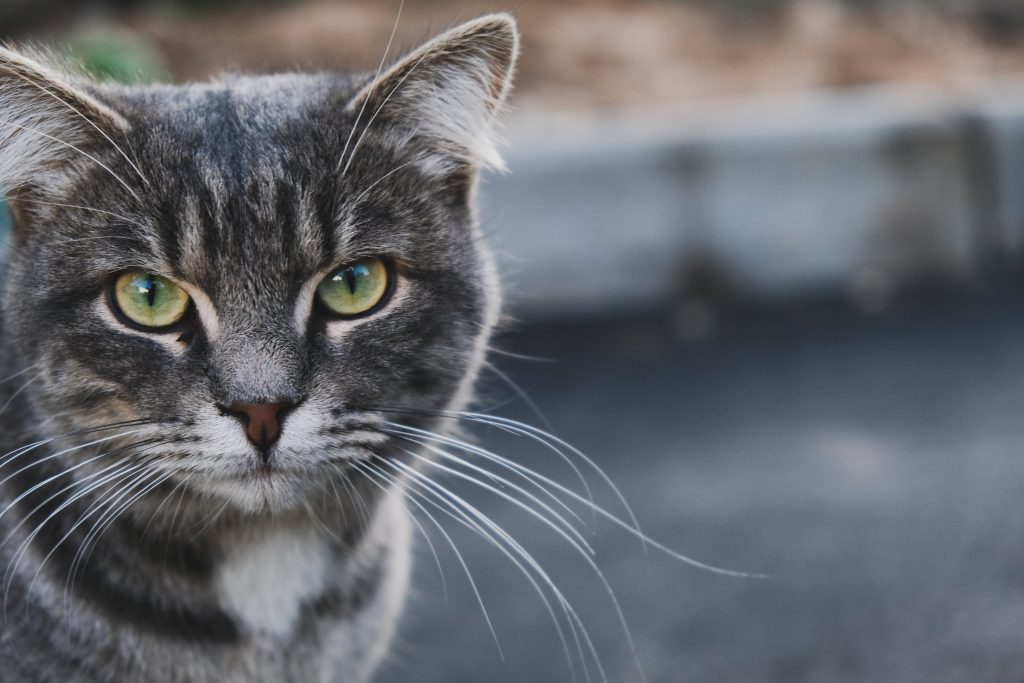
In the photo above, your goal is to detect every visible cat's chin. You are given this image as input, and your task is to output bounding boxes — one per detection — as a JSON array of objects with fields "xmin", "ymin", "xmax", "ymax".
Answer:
[{"xmin": 192, "ymin": 467, "xmax": 322, "ymax": 515}]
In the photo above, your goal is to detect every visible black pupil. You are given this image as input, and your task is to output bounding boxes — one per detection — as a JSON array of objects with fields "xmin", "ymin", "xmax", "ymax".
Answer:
[
  {"xmin": 142, "ymin": 275, "xmax": 156, "ymax": 307},
  {"xmin": 343, "ymin": 268, "xmax": 358, "ymax": 295}
]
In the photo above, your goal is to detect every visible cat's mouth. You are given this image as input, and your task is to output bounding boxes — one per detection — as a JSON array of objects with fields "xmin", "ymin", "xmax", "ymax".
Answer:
[
  {"xmin": 204, "ymin": 453, "xmax": 367, "ymax": 486},
  {"xmin": 228, "ymin": 460, "xmax": 311, "ymax": 482},
  {"xmin": 248, "ymin": 461, "xmax": 281, "ymax": 479},
  {"xmin": 189, "ymin": 462, "xmax": 330, "ymax": 513}
]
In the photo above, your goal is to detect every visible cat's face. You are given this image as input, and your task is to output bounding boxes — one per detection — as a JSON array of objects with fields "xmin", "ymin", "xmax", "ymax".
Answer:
[{"xmin": 0, "ymin": 18, "xmax": 517, "ymax": 513}]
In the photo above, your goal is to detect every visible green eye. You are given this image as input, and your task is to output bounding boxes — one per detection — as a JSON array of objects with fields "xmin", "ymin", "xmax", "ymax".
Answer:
[
  {"xmin": 112, "ymin": 270, "xmax": 191, "ymax": 329},
  {"xmin": 316, "ymin": 258, "xmax": 390, "ymax": 317}
]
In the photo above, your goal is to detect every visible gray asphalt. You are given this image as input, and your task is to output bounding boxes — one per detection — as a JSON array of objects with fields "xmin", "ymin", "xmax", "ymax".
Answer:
[{"xmin": 374, "ymin": 291, "xmax": 1024, "ymax": 683}]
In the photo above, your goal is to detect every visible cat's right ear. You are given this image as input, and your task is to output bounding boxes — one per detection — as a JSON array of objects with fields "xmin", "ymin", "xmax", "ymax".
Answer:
[
  {"xmin": 344, "ymin": 14, "xmax": 519, "ymax": 175},
  {"xmin": 0, "ymin": 46, "xmax": 129, "ymax": 224}
]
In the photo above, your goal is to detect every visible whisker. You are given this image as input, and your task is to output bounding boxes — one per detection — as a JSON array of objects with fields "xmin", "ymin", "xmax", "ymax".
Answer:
[
  {"xmin": 339, "ymin": 22, "xmax": 456, "ymax": 179},
  {"xmin": 485, "ymin": 346, "xmax": 556, "ymax": 364},
  {"xmin": 5, "ymin": 441, "xmax": 165, "ymax": 578},
  {"xmin": 338, "ymin": 465, "xmax": 372, "ymax": 532},
  {"xmin": 384, "ymin": 423, "xmax": 590, "ymax": 531},
  {"xmin": 188, "ymin": 494, "xmax": 232, "ymax": 541},
  {"xmin": 354, "ymin": 459, "xmax": 504, "ymax": 661},
  {"xmin": 380, "ymin": 457, "xmax": 603, "ymax": 682},
  {"xmin": 121, "ymin": 461, "xmax": 195, "ymax": 549},
  {"xmin": 463, "ymin": 414, "xmax": 771, "ymax": 578},
  {"xmin": 318, "ymin": 470, "xmax": 350, "ymax": 532},
  {"xmin": 391, "ymin": 411, "xmax": 766, "ymax": 578},
  {"xmin": 67, "ymin": 461, "xmax": 173, "ymax": 594},
  {"xmin": 303, "ymin": 498, "xmax": 343, "ymax": 545},
  {"xmin": 359, "ymin": 458, "xmax": 580, "ymax": 680},
  {"xmin": 344, "ymin": 154, "xmax": 427, "ymax": 213},
  {"xmin": 403, "ymin": 492, "xmax": 450, "ymax": 606},
  {"xmin": 0, "ymin": 119, "xmax": 141, "ymax": 201},
  {"xmin": 461, "ymin": 412, "xmax": 644, "ymax": 539},
  {"xmin": 383, "ymin": 407, "xmax": 655, "ymax": 556},
  {"xmin": 0, "ymin": 428, "xmax": 147, "ymax": 491},
  {"xmin": 0, "ymin": 364, "xmax": 40, "ymax": 385},
  {"xmin": 15, "ymin": 198, "xmax": 146, "ymax": 229},
  {"xmin": 0, "ymin": 419, "xmax": 156, "ymax": 471},
  {"xmin": 0, "ymin": 437, "xmax": 164, "ymax": 541},
  {"xmin": 334, "ymin": 461, "xmax": 452, "ymax": 604},
  {"xmin": 391, "ymin": 435, "xmax": 594, "ymax": 556},
  {"xmin": 336, "ymin": 0, "xmax": 405, "ymax": 174},
  {"xmin": 482, "ymin": 360, "xmax": 555, "ymax": 432},
  {"xmin": 161, "ymin": 471, "xmax": 196, "ymax": 566},
  {"xmin": 10, "ymin": 70, "xmax": 151, "ymax": 188},
  {"xmin": 36, "ymin": 461, "xmax": 151, "ymax": 589},
  {"xmin": 0, "ymin": 374, "xmax": 39, "ymax": 417},
  {"xmin": 2, "ymin": 455, "xmax": 152, "ymax": 618},
  {"xmin": 372, "ymin": 405, "xmax": 595, "ymax": 509},
  {"xmin": 51, "ymin": 467, "xmax": 160, "ymax": 616},
  {"xmin": 398, "ymin": 443, "xmax": 652, "ymax": 680}
]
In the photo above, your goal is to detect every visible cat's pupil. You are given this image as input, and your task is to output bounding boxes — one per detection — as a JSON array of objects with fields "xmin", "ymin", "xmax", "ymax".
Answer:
[
  {"xmin": 142, "ymin": 276, "xmax": 157, "ymax": 307},
  {"xmin": 131, "ymin": 275, "xmax": 158, "ymax": 307},
  {"xmin": 343, "ymin": 268, "xmax": 358, "ymax": 295}
]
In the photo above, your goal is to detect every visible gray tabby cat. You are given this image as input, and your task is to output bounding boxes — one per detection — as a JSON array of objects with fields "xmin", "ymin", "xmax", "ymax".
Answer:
[{"xmin": 0, "ymin": 14, "xmax": 516, "ymax": 682}]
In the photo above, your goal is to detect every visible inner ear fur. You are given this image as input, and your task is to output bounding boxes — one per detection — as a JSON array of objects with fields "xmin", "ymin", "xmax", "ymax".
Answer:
[
  {"xmin": 345, "ymin": 14, "xmax": 520, "ymax": 173},
  {"xmin": 0, "ymin": 46, "xmax": 128, "ymax": 215}
]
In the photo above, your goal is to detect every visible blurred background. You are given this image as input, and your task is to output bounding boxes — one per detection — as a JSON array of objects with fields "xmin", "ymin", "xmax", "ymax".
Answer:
[{"xmin": 5, "ymin": 1, "xmax": 1024, "ymax": 680}]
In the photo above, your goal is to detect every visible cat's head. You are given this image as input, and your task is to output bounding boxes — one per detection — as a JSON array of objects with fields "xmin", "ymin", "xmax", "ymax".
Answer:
[{"xmin": 0, "ymin": 15, "xmax": 518, "ymax": 513}]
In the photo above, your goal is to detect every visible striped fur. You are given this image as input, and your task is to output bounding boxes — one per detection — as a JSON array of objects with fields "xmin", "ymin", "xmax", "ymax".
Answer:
[{"xmin": 0, "ymin": 14, "xmax": 517, "ymax": 682}]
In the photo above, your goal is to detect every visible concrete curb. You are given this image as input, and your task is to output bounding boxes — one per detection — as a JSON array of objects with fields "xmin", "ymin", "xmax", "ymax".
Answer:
[{"xmin": 484, "ymin": 83, "xmax": 1024, "ymax": 316}]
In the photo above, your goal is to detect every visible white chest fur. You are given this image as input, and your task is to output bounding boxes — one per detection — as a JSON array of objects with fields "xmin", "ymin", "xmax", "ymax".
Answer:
[{"xmin": 215, "ymin": 523, "xmax": 329, "ymax": 639}]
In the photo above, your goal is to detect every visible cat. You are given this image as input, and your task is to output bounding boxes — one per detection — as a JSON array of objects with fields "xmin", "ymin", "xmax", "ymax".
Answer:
[{"xmin": 0, "ymin": 13, "xmax": 517, "ymax": 682}]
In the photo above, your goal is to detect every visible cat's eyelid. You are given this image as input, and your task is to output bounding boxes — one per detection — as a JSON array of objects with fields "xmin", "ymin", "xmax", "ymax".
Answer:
[
  {"xmin": 322, "ymin": 281, "xmax": 406, "ymax": 340},
  {"xmin": 94, "ymin": 297, "xmax": 190, "ymax": 352},
  {"xmin": 176, "ymin": 281, "xmax": 221, "ymax": 342},
  {"xmin": 294, "ymin": 264, "xmax": 342, "ymax": 333}
]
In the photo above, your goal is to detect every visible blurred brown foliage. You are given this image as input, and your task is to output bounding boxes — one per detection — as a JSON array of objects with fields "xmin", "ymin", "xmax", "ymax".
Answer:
[{"xmin": 5, "ymin": 0, "xmax": 1024, "ymax": 110}]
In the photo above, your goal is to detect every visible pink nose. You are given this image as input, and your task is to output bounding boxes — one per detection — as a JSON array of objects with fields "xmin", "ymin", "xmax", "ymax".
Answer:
[{"xmin": 221, "ymin": 401, "xmax": 294, "ymax": 454}]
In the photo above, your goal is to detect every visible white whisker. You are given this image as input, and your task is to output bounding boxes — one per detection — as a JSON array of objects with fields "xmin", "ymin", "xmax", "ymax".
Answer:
[
  {"xmin": 2, "ymin": 459, "xmax": 146, "ymax": 616},
  {"xmin": 0, "ymin": 119, "xmax": 141, "ymax": 201},
  {"xmin": 402, "ymin": 442, "xmax": 651, "ymax": 680},
  {"xmin": 336, "ymin": 0, "xmax": 405, "ymax": 174},
  {"xmin": 0, "ymin": 364, "xmax": 40, "ymax": 385},
  {"xmin": 482, "ymin": 360, "xmax": 555, "ymax": 432},
  {"xmin": 385, "ymin": 423, "xmax": 590, "ymax": 531},
  {"xmin": 383, "ymin": 457, "xmax": 603, "ymax": 682},
  {"xmin": 354, "ymin": 459, "xmax": 505, "ymax": 661},
  {"xmin": 393, "ymin": 436, "xmax": 594, "ymax": 556},
  {"xmin": 10, "ymin": 71, "xmax": 151, "ymax": 188},
  {"xmin": 0, "ymin": 438, "xmax": 162, "ymax": 541},
  {"xmin": 339, "ymin": 26, "xmax": 454, "ymax": 179},
  {"xmin": 0, "ymin": 374, "xmax": 39, "ymax": 417},
  {"xmin": 67, "ymin": 465, "xmax": 173, "ymax": 592},
  {"xmin": 0, "ymin": 429, "xmax": 145, "ymax": 490},
  {"xmin": 16, "ymin": 198, "xmax": 146, "ymax": 229}
]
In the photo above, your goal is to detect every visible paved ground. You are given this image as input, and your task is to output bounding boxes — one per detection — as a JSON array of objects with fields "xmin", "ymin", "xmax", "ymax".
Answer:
[{"xmin": 375, "ymin": 290, "xmax": 1024, "ymax": 683}]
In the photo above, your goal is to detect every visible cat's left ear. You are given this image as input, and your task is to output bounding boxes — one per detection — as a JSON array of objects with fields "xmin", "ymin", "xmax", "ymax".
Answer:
[
  {"xmin": 346, "ymin": 13, "xmax": 519, "ymax": 173},
  {"xmin": 0, "ymin": 46, "xmax": 130, "ymax": 215}
]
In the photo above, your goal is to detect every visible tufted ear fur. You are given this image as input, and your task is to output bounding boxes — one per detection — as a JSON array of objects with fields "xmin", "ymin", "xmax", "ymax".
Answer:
[
  {"xmin": 345, "ymin": 14, "xmax": 519, "ymax": 174},
  {"xmin": 0, "ymin": 46, "xmax": 129, "ymax": 210}
]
